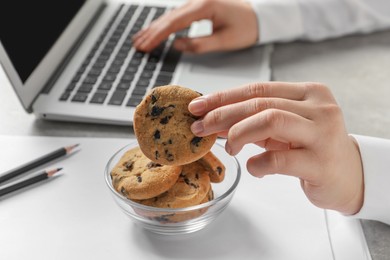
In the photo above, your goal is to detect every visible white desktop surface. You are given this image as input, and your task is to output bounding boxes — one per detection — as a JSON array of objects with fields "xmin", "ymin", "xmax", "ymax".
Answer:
[{"xmin": 0, "ymin": 135, "xmax": 370, "ymax": 260}]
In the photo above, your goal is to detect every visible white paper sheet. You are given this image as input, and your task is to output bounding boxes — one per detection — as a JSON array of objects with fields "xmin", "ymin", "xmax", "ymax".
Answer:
[{"xmin": 0, "ymin": 135, "xmax": 371, "ymax": 259}]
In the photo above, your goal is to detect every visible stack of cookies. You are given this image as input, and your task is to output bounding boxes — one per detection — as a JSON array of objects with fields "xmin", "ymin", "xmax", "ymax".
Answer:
[{"xmin": 110, "ymin": 85, "xmax": 226, "ymax": 222}]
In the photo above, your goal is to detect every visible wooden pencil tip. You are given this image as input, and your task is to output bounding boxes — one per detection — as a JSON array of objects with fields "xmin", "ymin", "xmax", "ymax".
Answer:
[
  {"xmin": 66, "ymin": 143, "xmax": 80, "ymax": 154},
  {"xmin": 47, "ymin": 168, "xmax": 63, "ymax": 177}
]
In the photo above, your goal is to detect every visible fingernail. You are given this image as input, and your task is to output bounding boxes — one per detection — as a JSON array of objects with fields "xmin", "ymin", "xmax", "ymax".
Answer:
[
  {"xmin": 191, "ymin": 120, "xmax": 204, "ymax": 135},
  {"xmin": 189, "ymin": 98, "xmax": 206, "ymax": 114},
  {"xmin": 225, "ymin": 142, "xmax": 233, "ymax": 155}
]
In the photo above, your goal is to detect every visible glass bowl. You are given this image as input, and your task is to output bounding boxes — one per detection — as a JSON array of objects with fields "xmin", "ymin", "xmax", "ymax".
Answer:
[{"xmin": 104, "ymin": 141, "xmax": 241, "ymax": 235}]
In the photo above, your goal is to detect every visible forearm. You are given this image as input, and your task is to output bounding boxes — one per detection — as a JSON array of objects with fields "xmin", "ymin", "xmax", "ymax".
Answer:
[{"xmin": 249, "ymin": 0, "xmax": 390, "ymax": 44}]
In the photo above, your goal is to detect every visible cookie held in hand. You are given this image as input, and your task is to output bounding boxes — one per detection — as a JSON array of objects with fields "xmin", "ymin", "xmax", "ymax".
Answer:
[{"xmin": 133, "ymin": 85, "xmax": 217, "ymax": 165}]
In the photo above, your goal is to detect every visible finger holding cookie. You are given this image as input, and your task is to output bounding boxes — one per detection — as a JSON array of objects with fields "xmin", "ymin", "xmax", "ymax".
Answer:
[{"xmin": 188, "ymin": 82, "xmax": 364, "ymax": 215}]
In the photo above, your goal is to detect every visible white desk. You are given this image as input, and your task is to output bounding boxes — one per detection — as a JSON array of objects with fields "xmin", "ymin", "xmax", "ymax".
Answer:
[{"xmin": 0, "ymin": 136, "xmax": 370, "ymax": 259}]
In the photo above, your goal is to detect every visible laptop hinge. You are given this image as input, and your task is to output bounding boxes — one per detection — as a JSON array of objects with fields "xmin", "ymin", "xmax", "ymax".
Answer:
[{"xmin": 41, "ymin": 3, "xmax": 107, "ymax": 95}]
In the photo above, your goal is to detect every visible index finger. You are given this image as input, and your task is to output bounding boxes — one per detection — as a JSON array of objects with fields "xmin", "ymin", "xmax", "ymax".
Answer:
[{"xmin": 189, "ymin": 82, "xmax": 311, "ymax": 116}]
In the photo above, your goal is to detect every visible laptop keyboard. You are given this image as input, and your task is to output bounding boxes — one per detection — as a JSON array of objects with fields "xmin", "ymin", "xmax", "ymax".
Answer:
[{"xmin": 59, "ymin": 4, "xmax": 188, "ymax": 107}]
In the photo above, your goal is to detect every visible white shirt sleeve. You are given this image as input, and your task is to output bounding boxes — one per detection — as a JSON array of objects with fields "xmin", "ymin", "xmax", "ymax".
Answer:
[
  {"xmin": 248, "ymin": 0, "xmax": 390, "ymax": 44},
  {"xmin": 348, "ymin": 135, "xmax": 390, "ymax": 225}
]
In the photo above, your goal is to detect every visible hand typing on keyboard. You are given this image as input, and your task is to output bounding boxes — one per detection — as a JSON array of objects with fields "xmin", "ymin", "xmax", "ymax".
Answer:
[{"xmin": 132, "ymin": 0, "xmax": 258, "ymax": 54}]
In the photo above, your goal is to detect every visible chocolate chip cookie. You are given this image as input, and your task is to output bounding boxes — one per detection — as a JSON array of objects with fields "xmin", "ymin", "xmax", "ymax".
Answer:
[
  {"xmin": 198, "ymin": 151, "xmax": 226, "ymax": 183},
  {"xmin": 110, "ymin": 146, "xmax": 182, "ymax": 200},
  {"xmin": 133, "ymin": 85, "xmax": 217, "ymax": 165},
  {"xmin": 135, "ymin": 161, "xmax": 211, "ymax": 208}
]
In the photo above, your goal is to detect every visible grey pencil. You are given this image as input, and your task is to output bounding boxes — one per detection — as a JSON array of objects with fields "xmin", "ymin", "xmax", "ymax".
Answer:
[
  {"xmin": 0, "ymin": 168, "xmax": 63, "ymax": 197},
  {"xmin": 0, "ymin": 144, "xmax": 78, "ymax": 184}
]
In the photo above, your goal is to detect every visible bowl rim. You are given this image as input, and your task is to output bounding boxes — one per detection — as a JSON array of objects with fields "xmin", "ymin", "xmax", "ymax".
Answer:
[{"xmin": 104, "ymin": 141, "xmax": 241, "ymax": 213}]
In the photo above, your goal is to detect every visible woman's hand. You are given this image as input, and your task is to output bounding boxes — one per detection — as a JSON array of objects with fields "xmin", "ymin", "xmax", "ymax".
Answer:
[
  {"xmin": 188, "ymin": 82, "xmax": 364, "ymax": 215},
  {"xmin": 132, "ymin": 0, "xmax": 258, "ymax": 53}
]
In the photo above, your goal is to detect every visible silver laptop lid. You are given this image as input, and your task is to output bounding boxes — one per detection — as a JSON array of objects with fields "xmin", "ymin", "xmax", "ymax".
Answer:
[{"xmin": 0, "ymin": 0, "xmax": 104, "ymax": 112}]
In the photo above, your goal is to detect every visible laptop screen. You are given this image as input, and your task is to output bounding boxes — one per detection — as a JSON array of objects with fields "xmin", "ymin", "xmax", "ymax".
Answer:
[{"xmin": 0, "ymin": 1, "xmax": 86, "ymax": 83}]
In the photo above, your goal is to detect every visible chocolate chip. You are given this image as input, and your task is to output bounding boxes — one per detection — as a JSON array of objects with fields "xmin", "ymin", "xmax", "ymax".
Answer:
[
  {"xmin": 147, "ymin": 162, "xmax": 162, "ymax": 168},
  {"xmin": 153, "ymin": 215, "xmax": 171, "ymax": 222},
  {"xmin": 160, "ymin": 116, "xmax": 171, "ymax": 124},
  {"xmin": 195, "ymin": 173, "xmax": 199, "ymax": 179},
  {"xmin": 137, "ymin": 176, "xmax": 142, "ymax": 183},
  {"xmin": 190, "ymin": 137, "xmax": 203, "ymax": 148},
  {"xmin": 154, "ymin": 130, "xmax": 161, "ymax": 140},
  {"xmin": 123, "ymin": 161, "xmax": 134, "ymax": 171},
  {"xmin": 151, "ymin": 105, "xmax": 165, "ymax": 116},
  {"xmin": 190, "ymin": 183, "xmax": 198, "ymax": 189},
  {"xmin": 155, "ymin": 150, "xmax": 160, "ymax": 160},
  {"xmin": 164, "ymin": 149, "xmax": 174, "ymax": 161},
  {"xmin": 151, "ymin": 94, "xmax": 157, "ymax": 104},
  {"xmin": 120, "ymin": 187, "xmax": 128, "ymax": 196},
  {"xmin": 183, "ymin": 176, "xmax": 199, "ymax": 189},
  {"xmin": 216, "ymin": 166, "xmax": 222, "ymax": 175}
]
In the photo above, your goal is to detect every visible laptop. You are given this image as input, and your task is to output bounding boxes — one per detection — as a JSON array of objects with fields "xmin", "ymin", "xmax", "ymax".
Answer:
[{"xmin": 0, "ymin": 0, "xmax": 272, "ymax": 125}]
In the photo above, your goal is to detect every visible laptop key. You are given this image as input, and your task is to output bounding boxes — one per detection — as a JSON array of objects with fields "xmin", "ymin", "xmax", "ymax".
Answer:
[
  {"xmin": 71, "ymin": 93, "xmax": 88, "ymax": 103},
  {"xmin": 90, "ymin": 92, "xmax": 107, "ymax": 104},
  {"xmin": 133, "ymin": 51, "xmax": 145, "ymax": 59},
  {"xmin": 88, "ymin": 68, "xmax": 102, "ymax": 76},
  {"xmin": 154, "ymin": 81, "xmax": 170, "ymax": 88},
  {"xmin": 137, "ymin": 78, "xmax": 150, "ymax": 86},
  {"xmin": 160, "ymin": 48, "xmax": 181, "ymax": 73},
  {"xmin": 108, "ymin": 66, "xmax": 121, "ymax": 74},
  {"xmin": 78, "ymin": 84, "xmax": 94, "ymax": 93},
  {"xmin": 126, "ymin": 96, "xmax": 143, "ymax": 107},
  {"xmin": 121, "ymin": 74, "xmax": 134, "ymax": 82},
  {"xmin": 108, "ymin": 91, "xmax": 127, "ymax": 105},
  {"xmin": 103, "ymin": 74, "xmax": 117, "ymax": 82},
  {"xmin": 117, "ymin": 82, "xmax": 131, "ymax": 91},
  {"xmin": 72, "ymin": 74, "xmax": 81, "ymax": 82},
  {"xmin": 155, "ymin": 73, "xmax": 172, "ymax": 84},
  {"xmin": 59, "ymin": 92, "xmax": 71, "ymax": 101},
  {"xmin": 140, "ymin": 71, "xmax": 153, "ymax": 79},
  {"xmin": 83, "ymin": 76, "xmax": 97, "ymax": 84},
  {"xmin": 132, "ymin": 86, "xmax": 147, "ymax": 96},
  {"xmin": 98, "ymin": 82, "xmax": 113, "ymax": 91},
  {"xmin": 129, "ymin": 58, "xmax": 142, "ymax": 66},
  {"xmin": 93, "ymin": 61, "xmax": 106, "ymax": 69},
  {"xmin": 144, "ymin": 62, "xmax": 156, "ymax": 71},
  {"xmin": 125, "ymin": 65, "xmax": 138, "ymax": 74},
  {"xmin": 66, "ymin": 82, "xmax": 77, "ymax": 91}
]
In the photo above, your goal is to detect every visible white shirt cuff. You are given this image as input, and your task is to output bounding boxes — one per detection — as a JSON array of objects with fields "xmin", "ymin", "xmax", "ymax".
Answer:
[
  {"xmin": 348, "ymin": 134, "xmax": 390, "ymax": 225},
  {"xmin": 248, "ymin": 0, "xmax": 304, "ymax": 44}
]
